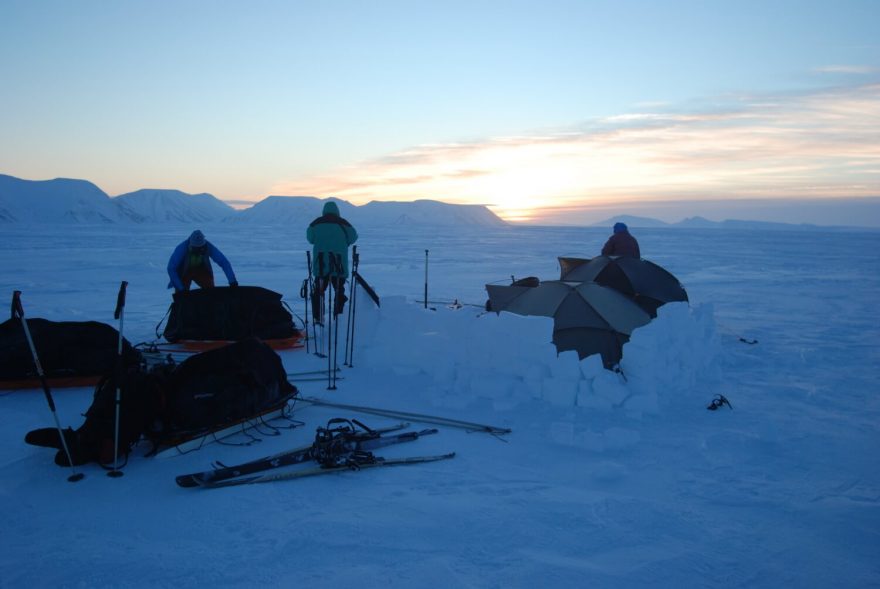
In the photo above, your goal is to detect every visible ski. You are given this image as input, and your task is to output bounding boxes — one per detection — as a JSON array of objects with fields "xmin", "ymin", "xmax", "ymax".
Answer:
[
  {"xmin": 175, "ymin": 422, "xmax": 414, "ymax": 487},
  {"xmin": 294, "ymin": 376, "xmax": 346, "ymax": 383},
  {"xmin": 354, "ymin": 272, "xmax": 380, "ymax": 307},
  {"xmin": 287, "ymin": 368, "xmax": 342, "ymax": 377},
  {"xmin": 299, "ymin": 397, "xmax": 512, "ymax": 435},
  {"xmin": 197, "ymin": 452, "xmax": 456, "ymax": 489}
]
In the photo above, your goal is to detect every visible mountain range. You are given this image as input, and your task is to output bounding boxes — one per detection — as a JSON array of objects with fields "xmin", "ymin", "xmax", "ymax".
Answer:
[
  {"xmin": 589, "ymin": 214, "xmax": 842, "ymax": 231},
  {"xmin": 1, "ymin": 174, "xmax": 873, "ymax": 230},
  {"xmin": 0, "ymin": 175, "xmax": 507, "ymax": 227}
]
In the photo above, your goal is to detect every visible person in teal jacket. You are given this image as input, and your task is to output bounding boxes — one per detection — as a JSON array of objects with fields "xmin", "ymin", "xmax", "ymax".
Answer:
[
  {"xmin": 306, "ymin": 201, "xmax": 358, "ymax": 321},
  {"xmin": 167, "ymin": 229, "xmax": 238, "ymax": 292}
]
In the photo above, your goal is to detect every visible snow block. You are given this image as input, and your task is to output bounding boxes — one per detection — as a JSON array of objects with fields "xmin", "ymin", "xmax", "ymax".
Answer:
[
  {"xmin": 580, "ymin": 354, "xmax": 606, "ymax": 379},
  {"xmin": 592, "ymin": 372, "xmax": 629, "ymax": 407},
  {"xmin": 549, "ymin": 349, "xmax": 581, "ymax": 380},
  {"xmin": 576, "ymin": 380, "xmax": 611, "ymax": 410},
  {"xmin": 471, "ymin": 372, "xmax": 516, "ymax": 400},
  {"xmin": 542, "ymin": 375, "xmax": 578, "ymax": 407}
]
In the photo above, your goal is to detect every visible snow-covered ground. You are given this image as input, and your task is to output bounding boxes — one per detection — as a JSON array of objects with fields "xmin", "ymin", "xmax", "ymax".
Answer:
[{"xmin": 1, "ymin": 222, "xmax": 878, "ymax": 588}]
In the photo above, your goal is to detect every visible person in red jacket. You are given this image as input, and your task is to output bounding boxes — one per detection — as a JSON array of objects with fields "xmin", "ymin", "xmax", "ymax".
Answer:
[{"xmin": 601, "ymin": 222, "xmax": 641, "ymax": 257}]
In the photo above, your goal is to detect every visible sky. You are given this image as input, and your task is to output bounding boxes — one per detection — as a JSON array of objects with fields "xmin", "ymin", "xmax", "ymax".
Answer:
[{"xmin": 1, "ymin": 0, "xmax": 879, "ymax": 225}]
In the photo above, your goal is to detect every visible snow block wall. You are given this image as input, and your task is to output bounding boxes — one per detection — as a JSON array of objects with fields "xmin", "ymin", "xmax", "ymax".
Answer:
[{"xmin": 353, "ymin": 294, "xmax": 722, "ymax": 421}]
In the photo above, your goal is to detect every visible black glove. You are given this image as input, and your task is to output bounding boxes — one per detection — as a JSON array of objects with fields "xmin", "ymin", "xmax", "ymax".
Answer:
[{"xmin": 229, "ymin": 281, "xmax": 238, "ymax": 287}]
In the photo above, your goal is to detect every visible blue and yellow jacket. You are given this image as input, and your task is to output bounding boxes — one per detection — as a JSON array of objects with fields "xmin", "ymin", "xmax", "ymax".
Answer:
[{"xmin": 166, "ymin": 239, "xmax": 237, "ymax": 291}]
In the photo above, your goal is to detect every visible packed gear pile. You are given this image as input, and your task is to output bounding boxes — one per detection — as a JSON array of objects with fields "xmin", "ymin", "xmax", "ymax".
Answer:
[
  {"xmin": 176, "ymin": 418, "xmax": 454, "ymax": 489},
  {"xmin": 25, "ymin": 338, "xmax": 298, "ymax": 469}
]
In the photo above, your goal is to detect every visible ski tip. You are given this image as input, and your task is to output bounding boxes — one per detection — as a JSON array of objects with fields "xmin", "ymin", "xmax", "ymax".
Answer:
[
  {"xmin": 175, "ymin": 475, "xmax": 200, "ymax": 488},
  {"xmin": 480, "ymin": 427, "xmax": 511, "ymax": 435}
]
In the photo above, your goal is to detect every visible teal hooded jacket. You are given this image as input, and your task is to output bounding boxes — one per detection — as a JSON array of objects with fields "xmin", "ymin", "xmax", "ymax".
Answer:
[{"xmin": 306, "ymin": 201, "xmax": 358, "ymax": 277}]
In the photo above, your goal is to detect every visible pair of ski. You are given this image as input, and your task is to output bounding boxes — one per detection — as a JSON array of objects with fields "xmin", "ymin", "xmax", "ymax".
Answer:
[{"xmin": 176, "ymin": 422, "xmax": 453, "ymax": 489}]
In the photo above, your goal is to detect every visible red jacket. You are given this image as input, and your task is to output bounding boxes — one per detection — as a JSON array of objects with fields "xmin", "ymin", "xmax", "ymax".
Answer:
[{"xmin": 601, "ymin": 232, "xmax": 641, "ymax": 257}]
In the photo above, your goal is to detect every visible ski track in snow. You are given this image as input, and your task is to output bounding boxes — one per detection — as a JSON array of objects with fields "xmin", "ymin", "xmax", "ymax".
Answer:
[{"xmin": 0, "ymin": 223, "xmax": 879, "ymax": 588}]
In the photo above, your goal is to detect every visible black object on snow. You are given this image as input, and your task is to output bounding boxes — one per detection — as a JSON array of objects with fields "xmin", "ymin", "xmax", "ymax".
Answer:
[
  {"xmin": 0, "ymin": 318, "xmax": 139, "ymax": 383},
  {"xmin": 25, "ymin": 338, "xmax": 297, "ymax": 468},
  {"xmin": 163, "ymin": 286, "xmax": 299, "ymax": 342}
]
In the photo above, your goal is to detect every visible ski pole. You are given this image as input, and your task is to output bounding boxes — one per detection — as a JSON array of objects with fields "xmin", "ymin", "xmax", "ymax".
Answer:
[
  {"xmin": 108, "ymin": 281, "xmax": 128, "ymax": 478},
  {"xmin": 308, "ymin": 251, "xmax": 324, "ymax": 357},
  {"xmin": 11, "ymin": 291, "xmax": 84, "ymax": 482},
  {"xmin": 301, "ymin": 277, "xmax": 310, "ymax": 354},
  {"xmin": 316, "ymin": 254, "xmax": 329, "ymax": 358},
  {"xmin": 305, "ymin": 252, "xmax": 314, "ymax": 354},
  {"xmin": 333, "ymin": 286, "xmax": 341, "ymax": 388},
  {"xmin": 424, "ymin": 249, "xmax": 429, "ymax": 309},
  {"xmin": 347, "ymin": 270, "xmax": 358, "ymax": 367},
  {"xmin": 344, "ymin": 246, "xmax": 357, "ymax": 365},
  {"xmin": 326, "ymin": 277, "xmax": 335, "ymax": 389},
  {"xmin": 345, "ymin": 246, "xmax": 360, "ymax": 366},
  {"xmin": 327, "ymin": 256, "xmax": 344, "ymax": 390}
]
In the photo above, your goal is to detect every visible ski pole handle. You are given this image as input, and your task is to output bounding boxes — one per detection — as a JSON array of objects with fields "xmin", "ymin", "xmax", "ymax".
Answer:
[
  {"xmin": 11, "ymin": 290, "xmax": 23, "ymax": 320},
  {"xmin": 114, "ymin": 281, "xmax": 128, "ymax": 320}
]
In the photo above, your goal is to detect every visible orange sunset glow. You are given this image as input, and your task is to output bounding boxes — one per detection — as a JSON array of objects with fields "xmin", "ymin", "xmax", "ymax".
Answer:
[{"xmin": 270, "ymin": 84, "xmax": 880, "ymax": 223}]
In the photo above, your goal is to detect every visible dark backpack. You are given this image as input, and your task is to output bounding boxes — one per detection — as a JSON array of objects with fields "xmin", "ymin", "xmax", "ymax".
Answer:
[
  {"xmin": 26, "ymin": 338, "xmax": 297, "ymax": 467},
  {"xmin": 161, "ymin": 337, "xmax": 297, "ymax": 438},
  {"xmin": 0, "ymin": 318, "xmax": 140, "ymax": 382},
  {"xmin": 163, "ymin": 286, "xmax": 298, "ymax": 342}
]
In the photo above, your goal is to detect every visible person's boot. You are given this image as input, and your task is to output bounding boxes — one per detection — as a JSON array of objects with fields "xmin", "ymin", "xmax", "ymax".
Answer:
[
  {"xmin": 335, "ymin": 294, "xmax": 348, "ymax": 316},
  {"xmin": 52, "ymin": 429, "xmax": 88, "ymax": 466},
  {"xmin": 312, "ymin": 292, "xmax": 324, "ymax": 325},
  {"xmin": 25, "ymin": 427, "xmax": 69, "ymax": 449}
]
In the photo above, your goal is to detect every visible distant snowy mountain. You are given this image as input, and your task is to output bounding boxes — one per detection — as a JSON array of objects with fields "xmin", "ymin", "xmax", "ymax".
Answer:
[
  {"xmin": 710, "ymin": 219, "xmax": 821, "ymax": 231},
  {"xmin": 359, "ymin": 199, "xmax": 507, "ymax": 226},
  {"xmin": 229, "ymin": 196, "xmax": 358, "ymax": 225},
  {"xmin": 114, "ymin": 189, "xmax": 234, "ymax": 223},
  {"xmin": 595, "ymin": 214, "xmax": 828, "ymax": 231},
  {"xmin": 0, "ymin": 175, "xmax": 238, "ymax": 224},
  {"xmin": 674, "ymin": 216, "xmax": 822, "ymax": 230},
  {"xmin": 592, "ymin": 214, "xmax": 671, "ymax": 228},
  {"xmin": 672, "ymin": 216, "xmax": 717, "ymax": 228},
  {"xmin": 0, "ymin": 174, "xmax": 135, "ymax": 223},
  {"xmin": 231, "ymin": 196, "xmax": 505, "ymax": 227}
]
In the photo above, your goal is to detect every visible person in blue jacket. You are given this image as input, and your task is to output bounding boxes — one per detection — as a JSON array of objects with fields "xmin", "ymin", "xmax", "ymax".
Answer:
[
  {"xmin": 167, "ymin": 230, "xmax": 238, "ymax": 292},
  {"xmin": 601, "ymin": 222, "xmax": 641, "ymax": 258},
  {"xmin": 306, "ymin": 201, "xmax": 358, "ymax": 321}
]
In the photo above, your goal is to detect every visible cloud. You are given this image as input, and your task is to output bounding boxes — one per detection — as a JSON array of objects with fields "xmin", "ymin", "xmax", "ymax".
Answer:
[
  {"xmin": 815, "ymin": 65, "xmax": 878, "ymax": 75},
  {"xmin": 271, "ymin": 83, "xmax": 880, "ymax": 222}
]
